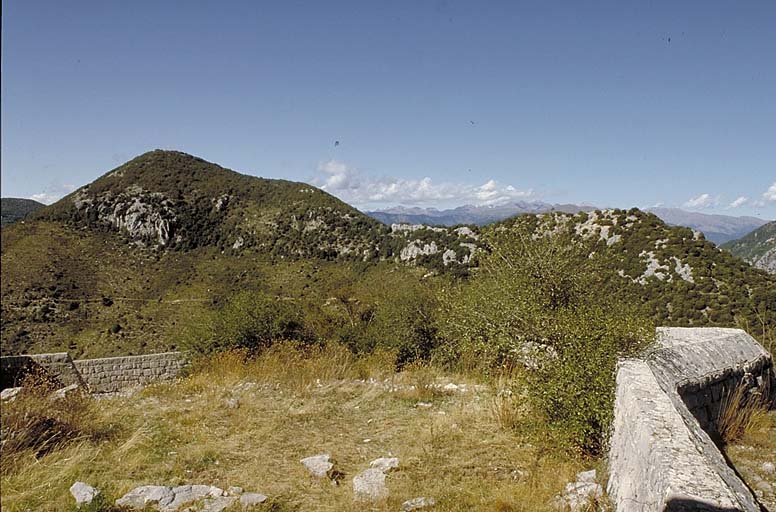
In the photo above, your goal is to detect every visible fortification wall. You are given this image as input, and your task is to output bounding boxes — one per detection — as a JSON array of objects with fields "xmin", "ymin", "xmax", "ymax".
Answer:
[
  {"xmin": 0, "ymin": 352, "xmax": 85, "ymax": 389},
  {"xmin": 1, "ymin": 351, "xmax": 187, "ymax": 393},
  {"xmin": 608, "ymin": 327, "xmax": 774, "ymax": 512},
  {"xmin": 74, "ymin": 352, "xmax": 187, "ymax": 393}
]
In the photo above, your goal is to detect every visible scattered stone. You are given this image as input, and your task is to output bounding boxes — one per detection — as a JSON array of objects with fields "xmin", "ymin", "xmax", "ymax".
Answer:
[
  {"xmin": 762, "ymin": 462, "xmax": 775, "ymax": 474},
  {"xmin": 556, "ymin": 480, "xmax": 603, "ymax": 512},
  {"xmin": 415, "ymin": 402, "xmax": 433, "ymax": 408},
  {"xmin": 240, "ymin": 493, "xmax": 268, "ymax": 508},
  {"xmin": 301, "ymin": 454, "xmax": 335, "ymax": 479},
  {"xmin": 201, "ymin": 496, "xmax": 237, "ymax": 512},
  {"xmin": 225, "ymin": 398, "xmax": 240, "ymax": 409},
  {"xmin": 576, "ymin": 469, "xmax": 597, "ymax": 484},
  {"xmin": 754, "ymin": 479, "xmax": 773, "ymax": 493},
  {"xmin": 116, "ymin": 485, "xmax": 175, "ymax": 509},
  {"xmin": 370, "ymin": 457, "xmax": 400, "ymax": 473},
  {"xmin": 402, "ymin": 496, "xmax": 436, "ymax": 510},
  {"xmin": 353, "ymin": 468, "xmax": 388, "ymax": 501},
  {"xmin": 442, "ymin": 383, "xmax": 460, "ymax": 392},
  {"xmin": 70, "ymin": 481, "xmax": 100, "ymax": 507},
  {"xmin": 115, "ymin": 484, "xmax": 226, "ymax": 511},
  {"xmin": 226, "ymin": 486, "xmax": 243, "ymax": 496},
  {"xmin": 0, "ymin": 387, "xmax": 21, "ymax": 402},
  {"xmin": 52, "ymin": 383, "xmax": 80, "ymax": 400}
]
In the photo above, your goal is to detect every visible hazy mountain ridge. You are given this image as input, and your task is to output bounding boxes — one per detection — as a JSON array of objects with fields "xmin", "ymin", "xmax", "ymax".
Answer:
[
  {"xmin": 645, "ymin": 207, "xmax": 768, "ymax": 245},
  {"xmin": 1, "ymin": 198, "xmax": 45, "ymax": 227},
  {"xmin": 367, "ymin": 201, "xmax": 596, "ymax": 226},
  {"xmin": 722, "ymin": 221, "xmax": 776, "ymax": 274}
]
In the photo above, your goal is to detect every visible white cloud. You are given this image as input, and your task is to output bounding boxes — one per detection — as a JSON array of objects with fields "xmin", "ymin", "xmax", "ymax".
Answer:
[
  {"xmin": 726, "ymin": 196, "xmax": 748, "ymax": 209},
  {"xmin": 29, "ymin": 184, "xmax": 77, "ymax": 205},
  {"xmin": 764, "ymin": 182, "xmax": 776, "ymax": 202},
  {"xmin": 682, "ymin": 193, "xmax": 718, "ymax": 210},
  {"xmin": 313, "ymin": 160, "xmax": 534, "ymax": 206}
]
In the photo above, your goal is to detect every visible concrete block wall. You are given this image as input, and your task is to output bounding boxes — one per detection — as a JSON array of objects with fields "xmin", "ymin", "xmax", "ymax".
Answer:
[
  {"xmin": 608, "ymin": 327, "xmax": 774, "ymax": 512},
  {"xmin": 74, "ymin": 352, "xmax": 187, "ymax": 393}
]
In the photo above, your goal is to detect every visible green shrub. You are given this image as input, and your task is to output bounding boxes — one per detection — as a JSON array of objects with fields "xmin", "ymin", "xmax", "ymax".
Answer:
[
  {"xmin": 438, "ymin": 225, "xmax": 653, "ymax": 454},
  {"xmin": 183, "ymin": 291, "xmax": 310, "ymax": 354}
]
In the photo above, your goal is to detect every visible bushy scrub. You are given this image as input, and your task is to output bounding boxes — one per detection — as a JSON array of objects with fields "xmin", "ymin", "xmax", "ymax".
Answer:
[
  {"xmin": 438, "ymin": 225, "xmax": 653, "ymax": 454},
  {"xmin": 183, "ymin": 291, "xmax": 310, "ymax": 354}
]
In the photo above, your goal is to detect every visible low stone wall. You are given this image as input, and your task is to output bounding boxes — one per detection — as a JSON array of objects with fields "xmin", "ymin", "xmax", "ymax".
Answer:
[
  {"xmin": 0, "ymin": 352, "xmax": 85, "ymax": 389},
  {"xmin": 0, "ymin": 351, "xmax": 187, "ymax": 394},
  {"xmin": 74, "ymin": 352, "xmax": 188, "ymax": 393},
  {"xmin": 608, "ymin": 327, "xmax": 774, "ymax": 512}
]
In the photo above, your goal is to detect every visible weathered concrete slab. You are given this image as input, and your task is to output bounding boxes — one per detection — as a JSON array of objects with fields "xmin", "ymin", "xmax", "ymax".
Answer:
[{"xmin": 608, "ymin": 327, "xmax": 773, "ymax": 512}]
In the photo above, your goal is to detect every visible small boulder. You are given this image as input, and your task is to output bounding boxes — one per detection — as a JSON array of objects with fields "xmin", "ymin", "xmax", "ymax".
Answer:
[
  {"xmin": 225, "ymin": 398, "xmax": 240, "ymax": 409},
  {"xmin": 240, "ymin": 492, "xmax": 268, "ymax": 508},
  {"xmin": 575, "ymin": 469, "xmax": 597, "ymax": 483},
  {"xmin": 116, "ymin": 485, "xmax": 175, "ymax": 509},
  {"xmin": 301, "ymin": 454, "xmax": 335, "ymax": 479},
  {"xmin": 201, "ymin": 495, "xmax": 237, "ymax": 512},
  {"xmin": 370, "ymin": 457, "xmax": 400, "ymax": 473},
  {"xmin": 762, "ymin": 462, "xmax": 775, "ymax": 474},
  {"xmin": 226, "ymin": 486, "xmax": 244, "ymax": 496},
  {"xmin": 70, "ymin": 481, "xmax": 100, "ymax": 507},
  {"xmin": 556, "ymin": 481, "xmax": 603, "ymax": 512},
  {"xmin": 402, "ymin": 496, "xmax": 436, "ymax": 510},
  {"xmin": 51, "ymin": 383, "xmax": 80, "ymax": 400},
  {"xmin": 353, "ymin": 468, "xmax": 388, "ymax": 501},
  {"xmin": 0, "ymin": 387, "xmax": 21, "ymax": 402}
]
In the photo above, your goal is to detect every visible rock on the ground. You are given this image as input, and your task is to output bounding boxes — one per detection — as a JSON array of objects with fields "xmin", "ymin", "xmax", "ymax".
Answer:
[
  {"xmin": 116, "ymin": 485, "xmax": 176, "ymax": 509},
  {"xmin": 226, "ymin": 486, "xmax": 243, "ymax": 496},
  {"xmin": 575, "ymin": 469, "xmax": 597, "ymax": 484},
  {"xmin": 0, "ymin": 387, "xmax": 21, "ymax": 402},
  {"xmin": 370, "ymin": 457, "xmax": 400, "ymax": 473},
  {"xmin": 52, "ymin": 383, "xmax": 80, "ymax": 400},
  {"xmin": 301, "ymin": 454, "xmax": 335, "ymax": 479},
  {"xmin": 70, "ymin": 481, "xmax": 100, "ymax": 507},
  {"xmin": 225, "ymin": 398, "xmax": 240, "ymax": 409},
  {"xmin": 240, "ymin": 492, "xmax": 268, "ymax": 508},
  {"xmin": 115, "ymin": 484, "xmax": 224, "ymax": 511},
  {"xmin": 200, "ymin": 496, "xmax": 237, "ymax": 512},
  {"xmin": 556, "ymin": 481, "xmax": 603, "ymax": 512},
  {"xmin": 402, "ymin": 496, "xmax": 436, "ymax": 510},
  {"xmin": 762, "ymin": 462, "xmax": 775, "ymax": 474},
  {"xmin": 353, "ymin": 468, "xmax": 388, "ymax": 501}
]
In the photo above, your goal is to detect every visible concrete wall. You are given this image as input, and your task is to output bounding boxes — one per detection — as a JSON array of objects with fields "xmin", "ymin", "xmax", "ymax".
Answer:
[
  {"xmin": 608, "ymin": 327, "xmax": 774, "ymax": 512},
  {"xmin": 0, "ymin": 351, "xmax": 187, "ymax": 393}
]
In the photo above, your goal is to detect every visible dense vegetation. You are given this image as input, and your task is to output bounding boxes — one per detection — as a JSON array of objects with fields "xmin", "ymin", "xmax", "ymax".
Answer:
[{"xmin": 0, "ymin": 198, "xmax": 44, "ymax": 227}]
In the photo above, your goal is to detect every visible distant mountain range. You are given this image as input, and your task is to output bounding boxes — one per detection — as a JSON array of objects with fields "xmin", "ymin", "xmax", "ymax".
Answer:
[
  {"xmin": 645, "ymin": 208, "xmax": 768, "ymax": 245},
  {"xmin": 366, "ymin": 203, "xmax": 769, "ymax": 245},
  {"xmin": 722, "ymin": 221, "xmax": 776, "ymax": 274},
  {"xmin": 1, "ymin": 198, "xmax": 45, "ymax": 227},
  {"xmin": 367, "ymin": 201, "xmax": 596, "ymax": 227}
]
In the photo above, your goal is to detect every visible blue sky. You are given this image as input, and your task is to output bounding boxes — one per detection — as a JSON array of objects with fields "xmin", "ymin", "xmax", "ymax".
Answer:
[{"xmin": 2, "ymin": 0, "xmax": 774, "ymax": 218}]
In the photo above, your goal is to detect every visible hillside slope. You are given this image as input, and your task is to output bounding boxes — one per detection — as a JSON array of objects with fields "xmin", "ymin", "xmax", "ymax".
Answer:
[
  {"xmin": 1, "ymin": 198, "xmax": 45, "ymax": 227},
  {"xmin": 0, "ymin": 151, "xmax": 475, "ymax": 356},
  {"xmin": 722, "ymin": 221, "xmax": 776, "ymax": 274},
  {"xmin": 490, "ymin": 209, "xmax": 775, "ymax": 336}
]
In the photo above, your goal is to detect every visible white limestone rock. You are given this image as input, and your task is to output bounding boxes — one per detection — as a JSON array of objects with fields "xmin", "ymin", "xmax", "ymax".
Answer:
[
  {"xmin": 116, "ymin": 485, "xmax": 175, "ymax": 509},
  {"xmin": 70, "ymin": 481, "xmax": 100, "ymax": 507},
  {"xmin": 353, "ymin": 468, "xmax": 388, "ymax": 501},
  {"xmin": 240, "ymin": 492, "xmax": 268, "ymax": 508},
  {"xmin": 0, "ymin": 387, "xmax": 21, "ymax": 402},
  {"xmin": 369, "ymin": 457, "xmax": 399, "ymax": 473},
  {"xmin": 402, "ymin": 496, "xmax": 436, "ymax": 510},
  {"xmin": 301, "ymin": 454, "xmax": 335, "ymax": 479}
]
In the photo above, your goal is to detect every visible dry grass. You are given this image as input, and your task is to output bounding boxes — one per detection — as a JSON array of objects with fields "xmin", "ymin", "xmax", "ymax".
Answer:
[
  {"xmin": 716, "ymin": 378, "xmax": 773, "ymax": 445},
  {"xmin": 1, "ymin": 346, "xmax": 593, "ymax": 511}
]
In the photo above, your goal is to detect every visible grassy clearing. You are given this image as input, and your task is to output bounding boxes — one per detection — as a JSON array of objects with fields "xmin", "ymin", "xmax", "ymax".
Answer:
[{"xmin": 1, "ymin": 345, "xmax": 600, "ymax": 511}]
